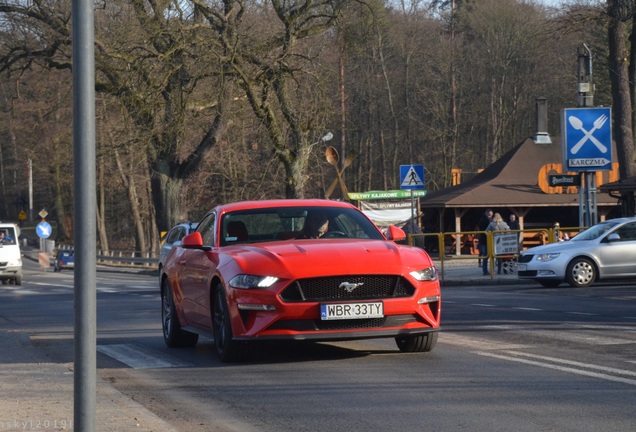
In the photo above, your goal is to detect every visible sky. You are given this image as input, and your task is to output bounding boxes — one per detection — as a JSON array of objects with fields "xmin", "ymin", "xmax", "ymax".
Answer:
[{"xmin": 534, "ymin": 0, "xmax": 603, "ymax": 7}]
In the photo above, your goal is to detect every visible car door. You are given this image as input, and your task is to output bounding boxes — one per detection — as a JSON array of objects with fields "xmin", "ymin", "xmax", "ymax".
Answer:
[
  {"xmin": 598, "ymin": 221, "xmax": 636, "ymax": 277},
  {"xmin": 178, "ymin": 213, "xmax": 218, "ymax": 330},
  {"xmin": 161, "ymin": 226, "xmax": 183, "ymax": 265}
]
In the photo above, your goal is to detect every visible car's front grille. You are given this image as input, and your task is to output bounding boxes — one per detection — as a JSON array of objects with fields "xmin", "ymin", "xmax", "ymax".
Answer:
[
  {"xmin": 269, "ymin": 314, "xmax": 420, "ymax": 331},
  {"xmin": 518, "ymin": 254, "xmax": 533, "ymax": 263},
  {"xmin": 518, "ymin": 270, "xmax": 538, "ymax": 277},
  {"xmin": 279, "ymin": 275, "xmax": 415, "ymax": 303}
]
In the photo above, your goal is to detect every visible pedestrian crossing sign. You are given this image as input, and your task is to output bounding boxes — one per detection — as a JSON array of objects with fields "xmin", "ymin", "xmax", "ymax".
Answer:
[{"xmin": 400, "ymin": 164, "xmax": 425, "ymax": 190}]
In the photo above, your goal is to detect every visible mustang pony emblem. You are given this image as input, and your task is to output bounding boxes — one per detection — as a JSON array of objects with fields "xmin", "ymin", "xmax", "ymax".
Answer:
[{"xmin": 339, "ymin": 281, "xmax": 364, "ymax": 293}]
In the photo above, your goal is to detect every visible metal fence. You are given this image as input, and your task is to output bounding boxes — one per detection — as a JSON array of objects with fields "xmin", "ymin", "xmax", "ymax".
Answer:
[
  {"xmin": 55, "ymin": 244, "xmax": 158, "ymax": 269},
  {"xmin": 52, "ymin": 225, "xmax": 585, "ymax": 275},
  {"xmin": 406, "ymin": 226, "xmax": 585, "ymax": 281}
]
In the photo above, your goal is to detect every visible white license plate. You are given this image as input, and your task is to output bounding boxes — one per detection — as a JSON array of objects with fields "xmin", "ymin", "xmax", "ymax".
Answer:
[
  {"xmin": 518, "ymin": 264, "xmax": 527, "ymax": 271},
  {"xmin": 320, "ymin": 302, "xmax": 384, "ymax": 320}
]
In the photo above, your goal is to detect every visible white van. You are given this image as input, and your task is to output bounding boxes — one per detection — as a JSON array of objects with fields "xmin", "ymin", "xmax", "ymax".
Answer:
[{"xmin": 0, "ymin": 223, "xmax": 22, "ymax": 285}]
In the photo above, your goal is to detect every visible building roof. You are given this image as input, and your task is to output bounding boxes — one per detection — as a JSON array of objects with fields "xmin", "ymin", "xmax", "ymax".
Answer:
[
  {"xmin": 599, "ymin": 176, "xmax": 636, "ymax": 193},
  {"xmin": 420, "ymin": 137, "xmax": 619, "ymax": 209}
]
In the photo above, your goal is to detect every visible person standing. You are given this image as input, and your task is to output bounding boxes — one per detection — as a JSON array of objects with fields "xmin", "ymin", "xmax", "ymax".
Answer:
[
  {"xmin": 508, "ymin": 214, "xmax": 520, "ymax": 231},
  {"xmin": 487, "ymin": 213, "xmax": 510, "ymax": 274},
  {"xmin": 477, "ymin": 209, "xmax": 493, "ymax": 275},
  {"xmin": 508, "ymin": 213, "xmax": 522, "ymax": 253}
]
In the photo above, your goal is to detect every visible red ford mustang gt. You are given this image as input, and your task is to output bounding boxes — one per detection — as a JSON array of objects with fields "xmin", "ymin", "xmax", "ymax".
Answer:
[{"xmin": 160, "ymin": 199, "xmax": 441, "ymax": 362}]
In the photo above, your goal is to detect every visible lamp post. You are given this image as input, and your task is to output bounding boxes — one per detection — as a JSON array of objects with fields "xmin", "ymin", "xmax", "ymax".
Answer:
[{"xmin": 321, "ymin": 132, "xmax": 333, "ymax": 142}]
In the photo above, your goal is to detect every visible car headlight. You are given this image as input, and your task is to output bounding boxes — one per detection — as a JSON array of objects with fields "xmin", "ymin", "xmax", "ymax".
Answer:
[
  {"xmin": 536, "ymin": 253, "xmax": 560, "ymax": 262},
  {"xmin": 410, "ymin": 266, "xmax": 438, "ymax": 281},
  {"xmin": 229, "ymin": 274, "xmax": 279, "ymax": 289}
]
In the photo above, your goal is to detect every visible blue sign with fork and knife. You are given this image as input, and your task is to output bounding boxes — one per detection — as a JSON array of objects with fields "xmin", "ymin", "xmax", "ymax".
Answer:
[{"xmin": 561, "ymin": 107, "xmax": 612, "ymax": 172}]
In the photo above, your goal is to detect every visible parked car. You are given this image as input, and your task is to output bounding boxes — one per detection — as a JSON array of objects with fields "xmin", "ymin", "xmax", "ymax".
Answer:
[
  {"xmin": 518, "ymin": 217, "xmax": 636, "ymax": 288},
  {"xmin": 54, "ymin": 249, "xmax": 75, "ymax": 272},
  {"xmin": 160, "ymin": 199, "xmax": 441, "ymax": 362},
  {"xmin": 0, "ymin": 223, "xmax": 22, "ymax": 285},
  {"xmin": 158, "ymin": 221, "xmax": 198, "ymax": 276}
]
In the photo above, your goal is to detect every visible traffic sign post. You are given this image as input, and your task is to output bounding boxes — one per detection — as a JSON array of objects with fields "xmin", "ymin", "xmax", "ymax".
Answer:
[
  {"xmin": 562, "ymin": 107, "xmax": 612, "ymax": 172},
  {"xmin": 36, "ymin": 220, "xmax": 53, "ymax": 253},
  {"xmin": 36, "ymin": 221, "xmax": 52, "ymax": 239},
  {"xmin": 400, "ymin": 165, "xmax": 425, "ymax": 190},
  {"xmin": 561, "ymin": 107, "xmax": 612, "ymax": 227},
  {"xmin": 400, "ymin": 165, "xmax": 426, "ymax": 229}
]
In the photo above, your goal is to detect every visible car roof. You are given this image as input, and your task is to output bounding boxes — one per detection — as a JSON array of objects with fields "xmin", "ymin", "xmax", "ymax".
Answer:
[
  {"xmin": 213, "ymin": 199, "xmax": 356, "ymax": 214},
  {"xmin": 171, "ymin": 221, "xmax": 197, "ymax": 229},
  {"xmin": 599, "ymin": 217, "xmax": 636, "ymax": 224}
]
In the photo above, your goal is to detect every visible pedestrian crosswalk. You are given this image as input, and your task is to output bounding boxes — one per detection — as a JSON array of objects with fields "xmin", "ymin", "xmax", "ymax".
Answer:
[
  {"xmin": 0, "ymin": 280, "xmax": 158, "ymax": 296},
  {"xmin": 97, "ymin": 344, "xmax": 192, "ymax": 369}
]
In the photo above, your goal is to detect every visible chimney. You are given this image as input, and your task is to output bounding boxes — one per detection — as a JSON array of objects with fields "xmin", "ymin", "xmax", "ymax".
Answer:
[{"xmin": 534, "ymin": 97, "xmax": 552, "ymax": 144}]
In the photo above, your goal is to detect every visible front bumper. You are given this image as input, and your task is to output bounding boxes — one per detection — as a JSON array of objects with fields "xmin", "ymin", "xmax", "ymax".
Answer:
[
  {"xmin": 517, "ymin": 259, "xmax": 566, "ymax": 280},
  {"xmin": 0, "ymin": 265, "xmax": 22, "ymax": 279}
]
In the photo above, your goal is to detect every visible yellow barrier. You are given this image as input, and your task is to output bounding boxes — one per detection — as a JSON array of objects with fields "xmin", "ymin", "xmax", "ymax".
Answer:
[{"xmin": 406, "ymin": 226, "xmax": 586, "ymax": 281}]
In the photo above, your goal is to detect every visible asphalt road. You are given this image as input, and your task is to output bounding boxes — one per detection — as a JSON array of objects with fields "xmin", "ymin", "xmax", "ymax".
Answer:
[{"xmin": 3, "ymin": 259, "xmax": 636, "ymax": 431}]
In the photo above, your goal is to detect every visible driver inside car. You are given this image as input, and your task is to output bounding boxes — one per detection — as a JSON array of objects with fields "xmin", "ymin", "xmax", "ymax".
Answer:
[{"xmin": 297, "ymin": 212, "xmax": 329, "ymax": 239}]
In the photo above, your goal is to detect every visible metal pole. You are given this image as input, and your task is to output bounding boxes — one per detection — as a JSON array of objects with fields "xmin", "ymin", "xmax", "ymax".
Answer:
[
  {"xmin": 589, "ymin": 172, "xmax": 598, "ymax": 225},
  {"xmin": 578, "ymin": 173, "xmax": 585, "ymax": 227},
  {"xmin": 27, "ymin": 158, "xmax": 33, "ymax": 223},
  {"xmin": 72, "ymin": 0, "xmax": 97, "ymax": 428},
  {"xmin": 577, "ymin": 43, "xmax": 594, "ymax": 226}
]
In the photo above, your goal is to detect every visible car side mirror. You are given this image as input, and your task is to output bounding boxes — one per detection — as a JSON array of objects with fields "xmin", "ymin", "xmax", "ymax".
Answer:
[
  {"xmin": 182, "ymin": 232, "xmax": 204, "ymax": 248},
  {"xmin": 386, "ymin": 225, "xmax": 407, "ymax": 242},
  {"xmin": 607, "ymin": 233, "xmax": 620, "ymax": 243}
]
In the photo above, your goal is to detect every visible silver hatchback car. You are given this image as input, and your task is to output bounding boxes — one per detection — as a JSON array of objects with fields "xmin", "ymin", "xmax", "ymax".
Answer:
[
  {"xmin": 518, "ymin": 217, "xmax": 636, "ymax": 287},
  {"xmin": 159, "ymin": 221, "xmax": 198, "ymax": 275}
]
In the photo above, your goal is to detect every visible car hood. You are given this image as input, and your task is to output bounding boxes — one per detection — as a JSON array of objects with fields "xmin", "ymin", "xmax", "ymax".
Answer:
[
  {"xmin": 522, "ymin": 239, "xmax": 596, "ymax": 255},
  {"xmin": 220, "ymin": 239, "xmax": 433, "ymax": 279}
]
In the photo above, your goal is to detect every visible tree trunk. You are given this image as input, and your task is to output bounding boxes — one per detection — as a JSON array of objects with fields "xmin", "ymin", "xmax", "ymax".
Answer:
[
  {"xmin": 609, "ymin": 13, "xmax": 636, "ymax": 216},
  {"xmin": 608, "ymin": 18, "xmax": 636, "ymax": 180},
  {"xmin": 114, "ymin": 149, "xmax": 147, "ymax": 253},
  {"xmin": 151, "ymin": 168, "xmax": 186, "ymax": 232},
  {"xmin": 53, "ymin": 163, "xmax": 69, "ymax": 241},
  {"xmin": 97, "ymin": 155, "xmax": 109, "ymax": 251}
]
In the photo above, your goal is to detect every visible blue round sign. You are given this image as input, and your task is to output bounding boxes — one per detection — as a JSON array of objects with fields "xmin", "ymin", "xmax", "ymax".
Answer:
[{"xmin": 36, "ymin": 221, "xmax": 52, "ymax": 239}]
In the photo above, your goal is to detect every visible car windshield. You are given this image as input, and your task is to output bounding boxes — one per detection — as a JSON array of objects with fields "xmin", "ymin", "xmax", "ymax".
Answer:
[
  {"xmin": 220, "ymin": 206, "xmax": 384, "ymax": 246},
  {"xmin": 570, "ymin": 220, "xmax": 622, "ymax": 241},
  {"xmin": 0, "ymin": 227, "xmax": 16, "ymax": 245}
]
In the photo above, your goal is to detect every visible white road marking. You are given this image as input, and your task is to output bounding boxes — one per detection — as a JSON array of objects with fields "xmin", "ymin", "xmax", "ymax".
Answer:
[
  {"xmin": 473, "ymin": 324, "xmax": 635, "ymax": 346},
  {"xmin": 97, "ymin": 344, "xmax": 192, "ymax": 369},
  {"xmin": 29, "ymin": 281, "xmax": 73, "ymax": 288},
  {"xmin": 500, "ymin": 351, "xmax": 636, "ymax": 378},
  {"xmin": 475, "ymin": 351, "xmax": 636, "ymax": 387},
  {"xmin": 440, "ymin": 333, "xmax": 530, "ymax": 351}
]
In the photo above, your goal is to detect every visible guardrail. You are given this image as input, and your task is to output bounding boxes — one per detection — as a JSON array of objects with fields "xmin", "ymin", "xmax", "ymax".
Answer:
[
  {"xmin": 54, "ymin": 225, "xmax": 585, "ymax": 275},
  {"xmin": 55, "ymin": 244, "xmax": 159, "ymax": 269},
  {"xmin": 97, "ymin": 250, "xmax": 158, "ymax": 268}
]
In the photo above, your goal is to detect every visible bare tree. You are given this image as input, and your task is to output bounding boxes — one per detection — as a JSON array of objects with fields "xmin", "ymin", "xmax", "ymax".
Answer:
[{"xmin": 608, "ymin": 0, "xmax": 636, "ymax": 214}]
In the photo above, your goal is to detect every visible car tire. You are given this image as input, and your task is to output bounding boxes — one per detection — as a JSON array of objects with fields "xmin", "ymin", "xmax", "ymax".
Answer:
[
  {"xmin": 161, "ymin": 279, "xmax": 198, "ymax": 348},
  {"xmin": 14, "ymin": 275, "xmax": 22, "ymax": 286},
  {"xmin": 395, "ymin": 331, "xmax": 438, "ymax": 353},
  {"xmin": 566, "ymin": 257, "xmax": 596, "ymax": 288},
  {"xmin": 537, "ymin": 280, "xmax": 561, "ymax": 288},
  {"xmin": 213, "ymin": 286, "xmax": 248, "ymax": 362}
]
